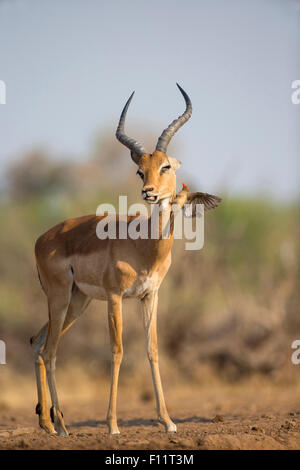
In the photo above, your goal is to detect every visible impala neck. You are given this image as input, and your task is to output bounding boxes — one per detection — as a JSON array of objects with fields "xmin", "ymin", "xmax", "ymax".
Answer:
[
  {"xmin": 143, "ymin": 202, "xmax": 173, "ymax": 266},
  {"xmin": 146, "ymin": 189, "xmax": 188, "ymax": 261}
]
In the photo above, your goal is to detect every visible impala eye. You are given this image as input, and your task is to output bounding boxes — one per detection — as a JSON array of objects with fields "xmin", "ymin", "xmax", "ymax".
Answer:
[
  {"xmin": 161, "ymin": 164, "xmax": 171, "ymax": 174},
  {"xmin": 137, "ymin": 170, "xmax": 144, "ymax": 180}
]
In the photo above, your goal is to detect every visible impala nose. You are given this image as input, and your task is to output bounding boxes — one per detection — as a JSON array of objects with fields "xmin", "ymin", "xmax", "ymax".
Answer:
[
  {"xmin": 142, "ymin": 187, "xmax": 158, "ymax": 203},
  {"xmin": 143, "ymin": 186, "xmax": 154, "ymax": 194},
  {"xmin": 142, "ymin": 187, "xmax": 154, "ymax": 199}
]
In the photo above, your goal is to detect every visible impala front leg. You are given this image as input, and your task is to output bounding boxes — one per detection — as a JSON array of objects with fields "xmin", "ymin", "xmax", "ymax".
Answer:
[
  {"xmin": 141, "ymin": 290, "xmax": 177, "ymax": 433},
  {"xmin": 106, "ymin": 293, "xmax": 123, "ymax": 435}
]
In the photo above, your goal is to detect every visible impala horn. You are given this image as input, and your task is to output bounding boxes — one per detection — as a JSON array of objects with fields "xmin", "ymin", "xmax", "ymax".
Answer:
[
  {"xmin": 116, "ymin": 92, "xmax": 148, "ymax": 161},
  {"xmin": 155, "ymin": 83, "xmax": 192, "ymax": 154}
]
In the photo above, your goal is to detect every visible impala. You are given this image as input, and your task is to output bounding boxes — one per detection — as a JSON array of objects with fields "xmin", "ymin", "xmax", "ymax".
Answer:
[{"xmin": 31, "ymin": 84, "xmax": 221, "ymax": 436}]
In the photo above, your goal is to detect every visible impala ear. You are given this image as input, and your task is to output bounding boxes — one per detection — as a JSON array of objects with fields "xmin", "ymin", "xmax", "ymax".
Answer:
[
  {"xmin": 130, "ymin": 151, "xmax": 140, "ymax": 165},
  {"xmin": 168, "ymin": 157, "xmax": 181, "ymax": 171}
]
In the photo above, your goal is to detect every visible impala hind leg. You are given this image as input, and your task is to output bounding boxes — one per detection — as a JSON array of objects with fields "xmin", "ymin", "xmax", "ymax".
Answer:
[
  {"xmin": 106, "ymin": 294, "xmax": 123, "ymax": 434},
  {"xmin": 40, "ymin": 274, "xmax": 74, "ymax": 436},
  {"xmin": 141, "ymin": 291, "xmax": 177, "ymax": 433},
  {"xmin": 32, "ymin": 286, "xmax": 90, "ymax": 434},
  {"xmin": 32, "ymin": 325, "xmax": 55, "ymax": 434}
]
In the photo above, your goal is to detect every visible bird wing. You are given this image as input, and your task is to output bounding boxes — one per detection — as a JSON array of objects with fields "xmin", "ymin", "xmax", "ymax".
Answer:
[{"xmin": 184, "ymin": 192, "xmax": 222, "ymax": 216}]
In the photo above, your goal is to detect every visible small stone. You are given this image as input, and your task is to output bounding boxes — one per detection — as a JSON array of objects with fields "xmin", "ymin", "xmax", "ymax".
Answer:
[
  {"xmin": 178, "ymin": 439, "xmax": 193, "ymax": 448},
  {"xmin": 212, "ymin": 414, "xmax": 225, "ymax": 423},
  {"xmin": 251, "ymin": 426, "xmax": 265, "ymax": 433},
  {"xmin": 286, "ymin": 420, "xmax": 296, "ymax": 427},
  {"xmin": 169, "ymin": 438, "xmax": 178, "ymax": 444}
]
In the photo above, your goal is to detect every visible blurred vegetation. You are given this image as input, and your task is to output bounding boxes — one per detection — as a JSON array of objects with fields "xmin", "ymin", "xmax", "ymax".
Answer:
[{"xmin": 0, "ymin": 129, "xmax": 299, "ymax": 386}]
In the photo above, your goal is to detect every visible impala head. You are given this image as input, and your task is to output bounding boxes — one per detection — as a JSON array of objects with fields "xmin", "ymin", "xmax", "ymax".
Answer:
[{"xmin": 116, "ymin": 84, "xmax": 192, "ymax": 205}]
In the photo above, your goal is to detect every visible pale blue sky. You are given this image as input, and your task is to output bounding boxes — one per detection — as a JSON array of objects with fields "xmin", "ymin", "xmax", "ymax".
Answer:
[{"xmin": 0, "ymin": 0, "xmax": 299, "ymax": 200}]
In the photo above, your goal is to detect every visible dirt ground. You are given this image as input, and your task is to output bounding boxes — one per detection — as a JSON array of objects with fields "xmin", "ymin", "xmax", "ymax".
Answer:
[{"xmin": 1, "ymin": 374, "xmax": 300, "ymax": 450}]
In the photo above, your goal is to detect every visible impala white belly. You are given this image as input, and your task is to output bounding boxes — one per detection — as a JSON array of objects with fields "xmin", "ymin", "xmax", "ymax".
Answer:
[
  {"xmin": 76, "ymin": 277, "xmax": 158, "ymax": 301},
  {"xmin": 75, "ymin": 282, "xmax": 107, "ymax": 300}
]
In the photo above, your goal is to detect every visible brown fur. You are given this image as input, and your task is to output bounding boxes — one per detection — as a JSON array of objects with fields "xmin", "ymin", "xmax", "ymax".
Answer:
[
  {"xmin": 31, "ymin": 148, "xmax": 220, "ymax": 436},
  {"xmin": 32, "ymin": 150, "xmax": 186, "ymax": 435}
]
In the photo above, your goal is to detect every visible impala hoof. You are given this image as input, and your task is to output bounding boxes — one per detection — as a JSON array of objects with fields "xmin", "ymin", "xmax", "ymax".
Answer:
[
  {"xmin": 39, "ymin": 420, "xmax": 57, "ymax": 435},
  {"xmin": 166, "ymin": 422, "xmax": 177, "ymax": 433},
  {"xmin": 109, "ymin": 429, "xmax": 120, "ymax": 435},
  {"xmin": 56, "ymin": 427, "xmax": 69, "ymax": 437},
  {"xmin": 107, "ymin": 421, "xmax": 120, "ymax": 435},
  {"xmin": 50, "ymin": 406, "xmax": 68, "ymax": 436},
  {"xmin": 35, "ymin": 403, "xmax": 56, "ymax": 434}
]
